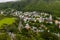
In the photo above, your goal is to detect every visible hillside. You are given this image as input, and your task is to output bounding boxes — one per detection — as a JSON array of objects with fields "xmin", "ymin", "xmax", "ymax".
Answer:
[
  {"xmin": 0, "ymin": 0, "xmax": 60, "ymax": 40},
  {"xmin": 0, "ymin": 0, "xmax": 60, "ymax": 16}
]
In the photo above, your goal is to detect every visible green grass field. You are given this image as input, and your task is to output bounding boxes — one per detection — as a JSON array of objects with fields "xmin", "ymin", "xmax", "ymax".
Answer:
[{"xmin": 0, "ymin": 18, "xmax": 16, "ymax": 27}]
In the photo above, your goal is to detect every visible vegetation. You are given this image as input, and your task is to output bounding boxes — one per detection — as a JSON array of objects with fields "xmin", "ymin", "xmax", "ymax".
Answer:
[
  {"xmin": 0, "ymin": 33, "xmax": 11, "ymax": 40},
  {"xmin": 0, "ymin": 0, "xmax": 60, "ymax": 40},
  {"xmin": 0, "ymin": 0, "xmax": 60, "ymax": 16},
  {"xmin": 0, "ymin": 18, "xmax": 16, "ymax": 27}
]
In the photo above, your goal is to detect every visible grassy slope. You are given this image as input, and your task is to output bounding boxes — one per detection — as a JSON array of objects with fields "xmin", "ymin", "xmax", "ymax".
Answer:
[{"xmin": 0, "ymin": 18, "xmax": 16, "ymax": 27}]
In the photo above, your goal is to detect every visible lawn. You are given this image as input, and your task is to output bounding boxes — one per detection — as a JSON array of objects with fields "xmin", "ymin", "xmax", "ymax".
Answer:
[{"xmin": 0, "ymin": 17, "xmax": 16, "ymax": 27}]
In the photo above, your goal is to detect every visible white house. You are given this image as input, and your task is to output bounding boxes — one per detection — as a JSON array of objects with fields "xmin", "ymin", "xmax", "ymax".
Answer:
[{"xmin": 25, "ymin": 23, "xmax": 30, "ymax": 30}]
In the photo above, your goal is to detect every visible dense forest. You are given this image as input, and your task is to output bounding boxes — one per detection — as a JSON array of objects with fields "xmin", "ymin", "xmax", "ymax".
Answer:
[{"xmin": 0, "ymin": 0, "xmax": 60, "ymax": 16}]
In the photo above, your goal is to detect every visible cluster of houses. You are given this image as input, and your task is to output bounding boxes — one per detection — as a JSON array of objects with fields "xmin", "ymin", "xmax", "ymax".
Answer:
[
  {"xmin": 10, "ymin": 11, "xmax": 60, "ymax": 33},
  {"xmin": 0, "ymin": 9, "xmax": 60, "ymax": 37},
  {"xmin": 0, "ymin": 10, "xmax": 60, "ymax": 32}
]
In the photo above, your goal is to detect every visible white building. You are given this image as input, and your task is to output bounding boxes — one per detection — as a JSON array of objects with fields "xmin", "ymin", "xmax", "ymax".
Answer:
[{"xmin": 25, "ymin": 23, "xmax": 30, "ymax": 30}]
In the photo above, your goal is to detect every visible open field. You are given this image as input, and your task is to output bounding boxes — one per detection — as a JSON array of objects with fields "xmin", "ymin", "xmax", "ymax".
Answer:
[{"xmin": 0, "ymin": 17, "xmax": 16, "ymax": 27}]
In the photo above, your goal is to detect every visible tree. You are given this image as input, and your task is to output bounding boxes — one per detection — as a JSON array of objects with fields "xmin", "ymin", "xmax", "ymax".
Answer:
[
  {"xmin": 41, "ymin": 31, "xmax": 58, "ymax": 40},
  {"xmin": 0, "ymin": 33, "xmax": 10, "ymax": 40}
]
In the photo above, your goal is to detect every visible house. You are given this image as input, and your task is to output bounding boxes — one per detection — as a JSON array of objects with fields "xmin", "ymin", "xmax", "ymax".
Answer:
[
  {"xmin": 54, "ymin": 20, "xmax": 59, "ymax": 25},
  {"xmin": 20, "ymin": 11, "xmax": 22, "ymax": 14},
  {"xmin": 40, "ymin": 12, "xmax": 45, "ymax": 16},
  {"xmin": 1, "ymin": 11, "xmax": 4, "ymax": 14},
  {"xmin": 32, "ymin": 11, "xmax": 37, "ymax": 14},
  {"xmin": 44, "ymin": 13, "xmax": 49, "ymax": 16},
  {"xmin": 48, "ymin": 30, "xmax": 50, "ymax": 32},
  {"xmin": 38, "ymin": 30, "xmax": 44, "ymax": 32},
  {"xmin": 49, "ymin": 15, "xmax": 53, "ymax": 21},
  {"xmin": 32, "ymin": 26, "xmax": 39, "ymax": 32},
  {"xmin": 39, "ymin": 17, "xmax": 44, "ymax": 22},
  {"xmin": 25, "ymin": 23, "xmax": 30, "ymax": 30},
  {"xmin": 47, "ymin": 15, "xmax": 53, "ymax": 24},
  {"xmin": 58, "ymin": 24, "xmax": 60, "ymax": 28}
]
